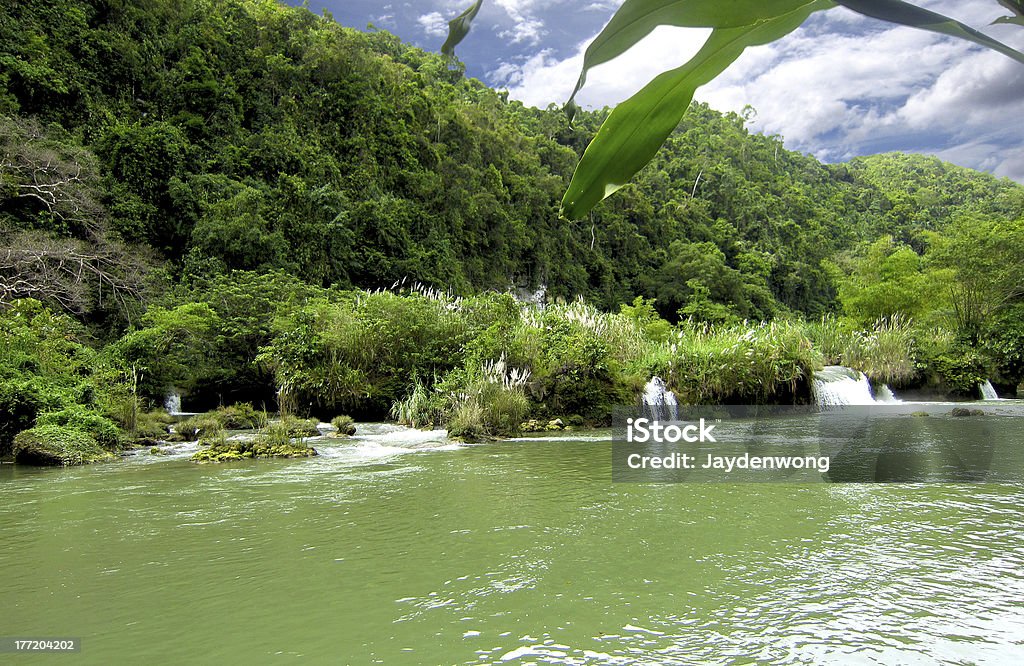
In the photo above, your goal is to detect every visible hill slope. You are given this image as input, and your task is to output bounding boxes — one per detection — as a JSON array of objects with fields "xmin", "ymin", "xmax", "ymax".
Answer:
[{"xmin": 1, "ymin": 0, "xmax": 1022, "ymax": 324}]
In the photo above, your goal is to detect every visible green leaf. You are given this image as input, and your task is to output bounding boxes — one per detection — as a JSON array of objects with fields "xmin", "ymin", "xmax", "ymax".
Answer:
[
  {"xmin": 442, "ymin": 0, "xmax": 484, "ymax": 58},
  {"xmin": 560, "ymin": 0, "xmax": 834, "ymax": 220},
  {"xmin": 994, "ymin": 0, "xmax": 1024, "ymax": 26},
  {"xmin": 567, "ymin": 0, "xmax": 817, "ymax": 105},
  {"xmin": 834, "ymin": 0, "xmax": 1024, "ymax": 65}
]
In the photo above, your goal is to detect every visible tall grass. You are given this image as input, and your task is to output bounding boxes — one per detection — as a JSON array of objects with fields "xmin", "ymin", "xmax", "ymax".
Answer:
[
  {"xmin": 648, "ymin": 320, "xmax": 822, "ymax": 404},
  {"xmin": 391, "ymin": 358, "xmax": 530, "ymax": 439},
  {"xmin": 804, "ymin": 313, "xmax": 916, "ymax": 384}
]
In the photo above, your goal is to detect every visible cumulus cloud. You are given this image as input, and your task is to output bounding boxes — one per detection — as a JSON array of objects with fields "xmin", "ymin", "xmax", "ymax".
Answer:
[
  {"xmin": 417, "ymin": 11, "xmax": 448, "ymax": 38},
  {"xmin": 493, "ymin": 0, "xmax": 548, "ymax": 45},
  {"xmin": 490, "ymin": 25, "xmax": 710, "ymax": 106},
  {"xmin": 488, "ymin": 0, "xmax": 1024, "ymax": 181}
]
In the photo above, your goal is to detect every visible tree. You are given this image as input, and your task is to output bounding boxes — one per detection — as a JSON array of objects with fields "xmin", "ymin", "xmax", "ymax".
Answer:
[
  {"xmin": 445, "ymin": 0, "xmax": 1024, "ymax": 219},
  {"xmin": 831, "ymin": 235, "xmax": 951, "ymax": 324},
  {"xmin": 926, "ymin": 216, "xmax": 1024, "ymax": 337},
  {"xmin": 1, "ymin": 116, "xmax": 104, "ymax": 237}
]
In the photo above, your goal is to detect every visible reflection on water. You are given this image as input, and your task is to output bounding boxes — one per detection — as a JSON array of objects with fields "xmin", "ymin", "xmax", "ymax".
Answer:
[{"xmin": 2, "ymin": 413, "xmax": 1023, "ymax": 664}]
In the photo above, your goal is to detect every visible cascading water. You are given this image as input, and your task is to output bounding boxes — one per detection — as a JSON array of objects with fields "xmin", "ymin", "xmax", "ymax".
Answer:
[
  {"xmin": 812, "ymin": 366, "xmax": 877, "ymax": 406},
  {"xmin": 875, "ymin": 385, "xmax": 902, "ymax": 404},
  {"xmin": 164, "ymin": 390, "xmax": 183, "ymax": 415},
  {"xmin": 642, "ymin": 376, "xmax": 678, "ymax": 421},
  {"xmin": 979, "ymin": 380, "xmax": 999, "ymax": 400}
]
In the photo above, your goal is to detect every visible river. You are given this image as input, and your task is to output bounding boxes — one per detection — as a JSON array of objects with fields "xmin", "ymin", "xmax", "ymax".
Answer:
[{"xmin": 2, "ymin": 414, "xmax": 1024, "ymax": 664}]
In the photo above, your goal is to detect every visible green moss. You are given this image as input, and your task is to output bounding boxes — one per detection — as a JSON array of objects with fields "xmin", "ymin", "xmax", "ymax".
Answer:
[
  {"xmin": 190, "ymin": 422, "xmax": 317, "ymax": 463},
  {"xmin": 13, "ymin": 425, "xmax": 116, "ymax": 466}
]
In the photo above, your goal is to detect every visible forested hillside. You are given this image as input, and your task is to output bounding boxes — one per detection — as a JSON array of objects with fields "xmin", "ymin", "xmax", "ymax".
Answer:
[
  {"xmin": 1, "ymin": 0, "xmax": 1023, "ymax": 452},
  {"xmin": 3, "ymin": 0, "xmax": 1020, "ymax": 326}
]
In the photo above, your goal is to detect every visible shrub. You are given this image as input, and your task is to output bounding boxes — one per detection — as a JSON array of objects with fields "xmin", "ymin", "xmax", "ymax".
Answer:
[
  {"xmin": 447, "ymin": 401, "xmax": 486, "ymax": 441},
  {"xmin": 842, "ymin": 315, "xmax": 916, "ymax": 384},
  {"xmin": 37, "ymin": 406, "xmax": 123, "ymax": 449},
  {"xmin": 390, "ymin": 380, "xmax": 444, "ymax": 428},
  {"xmin": 13, "ymin": 425, "xmax": 115, "ymax": 466},
  {"xmin": 134, "ymin": 410, "xmax": 175, "ymax": 440},
  {"xmin": 191, "ymin": 421, "xmax": 317, "ymax": 462},
  {"xmin": 931, "ymin": 346, "xmax": 989, "ymax": 396},
  {"xmin": 330, "ymin": 414, "xmax": 356, "ymax": 436},
  {"xmin": 0, "ymin": 379, "xmax": 54, "ymax": 457},
  {"xmin": 277, "ymin": 415, "xmax": 320, "ymax": 438},
  {"xmin": 212, "ymin": 403, "xmax": 268, "ymax": 429},
  {"xmin": 652, "ymin": 320, "xmax": 821, "ymax": 404},
  {"xmin": 171, "ymin": 413, "xmax": 224, "ymax": 442},
  {"xmin": 440, "ymin": 362, "xmax": 530, "ymax": 439}
]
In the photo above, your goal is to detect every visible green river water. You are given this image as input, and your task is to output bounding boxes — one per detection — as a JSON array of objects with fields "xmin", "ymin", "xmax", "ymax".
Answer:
[{"xmin": 2, "ymin": 410, "xmax": 1024, "ymax": 664}]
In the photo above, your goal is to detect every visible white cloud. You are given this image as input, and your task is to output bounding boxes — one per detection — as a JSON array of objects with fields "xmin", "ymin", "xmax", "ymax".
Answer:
[
  {"xmin": 493, "ymin": 0, "xmax": 548, "ymax": 45},
  {"xmin": 489, "ymin": 0, "xmax": 1024, "ymax": 182},
  {"xmin": 499, "ymin": 17, "xmax": 546, "ymax": 44},
  {"xmin": 491, "ymin": 25, "xmax": 710, "ymax": 106},
  {"xmin": 417, "ymin": 11, "xmax": 448, "ymax": 38}
]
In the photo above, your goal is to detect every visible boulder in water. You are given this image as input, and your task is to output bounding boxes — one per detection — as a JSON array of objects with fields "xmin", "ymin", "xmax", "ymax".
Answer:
[{"xmin": 951, "ymin": 407, "xmax": 985, "ymax": 417}]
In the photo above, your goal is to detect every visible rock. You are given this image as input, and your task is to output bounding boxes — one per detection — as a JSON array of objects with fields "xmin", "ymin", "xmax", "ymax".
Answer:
[
  {"xmin": 951, "ymin": 407, "xmax": 985, "ymax": 417},
  {"xmin": 191, "ymin": 433, "xmax": 317, "ymax": 463},
  {"xmin": 546, "ymin": 418, "xmax": 564, "ymax": 430}
]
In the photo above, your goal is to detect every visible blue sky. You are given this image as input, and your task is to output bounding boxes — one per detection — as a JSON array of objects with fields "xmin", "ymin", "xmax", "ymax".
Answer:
[{"xmin": 292, "ymin": 1, "xmax": 1024, "ymax": 182}]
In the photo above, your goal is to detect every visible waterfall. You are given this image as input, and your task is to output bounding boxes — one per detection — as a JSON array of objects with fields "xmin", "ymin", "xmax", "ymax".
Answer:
[
  {"xmin": 979, "ymin": 380, "xmax": 999, "ymax": 400},
  {"xmin": 642, "ymin": 376, "xmax": 678, "ymax": 421},
  {"xmin": 875, "ymin": 385, "xmax": 902, "ymax": 403},
  {"xmin": 812, "ymin": 366, "xmax": 876, "ymax": 406},
  {"xmin": 164, "ymin": 390, "xmax": 183, "ymax": 415}
]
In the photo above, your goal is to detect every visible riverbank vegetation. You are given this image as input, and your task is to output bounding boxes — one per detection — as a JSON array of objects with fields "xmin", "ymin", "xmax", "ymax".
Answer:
[{"xmin": 1, "ymin": 0, "xmax": 1022, "ymax": 463}]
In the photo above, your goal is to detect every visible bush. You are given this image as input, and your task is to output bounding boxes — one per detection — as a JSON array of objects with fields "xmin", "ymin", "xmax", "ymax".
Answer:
[
  {"xmin": 13, "ymin": 425, "xmax": 115, "ymax": 466},
  {"xmin": 133, "ymin": 410, "xmax": 175, "ymax": 440},
  {"xmin": 840, "ymin": 315, "xmax": 916, "ymax": 385},
  {"xmin": 447, "ymin": 401, "xmax": 486, "ymax": 442},
  {"xmin": 192, "ymin": 421, "xmax": 317, "ymax": 462},
  {"xmin": 37, "ymin": 406, "xmax": 123, "ymax": 449},
  {"xmin": 0, "ymin": 379, "xmax": 54, "ymax": 457},
  {"xmin": 931, "ymin": 346, "xmax": 989, "ymax": 396},
  {"xmin": 651, "ymin": 320, "xmax": 821, "ymax": 404},
  {"xmin": 390, "ymin": 380, "xmax": 445, "ymax": 428},
  {"xmin": 171, "ymin": 413, "xmax": 224, "ymax": 442},
  {"xmin": 440, "ymin": 363, "xmax": 530, "ymax": 439},
  {"xmin": 212, "ymin": 403, "xmax": 268, "ymax": 429},
  {"xmin": 330, "ymin": 414, "xmax": 356, "ymax": 436},
  {"xmin": 277, "ymin": 415, "xmax": 320, "ymax": 438}
]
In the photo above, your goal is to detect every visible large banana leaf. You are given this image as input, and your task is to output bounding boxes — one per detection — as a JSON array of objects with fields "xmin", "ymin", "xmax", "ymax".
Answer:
[
  {"xmin": 561, "ymin": 0, "xmax": 834, "ymax": 219},
  {"xmin": 441, "ymin": 0, "xmax": 483, "ymax": 57},
  {"xmin": 443, "ymin": 0, "xmax": 1024, "ymax": 219},
  {"xmin": 566, "ymin": 0, "xmax": 821, "ymax": 109}
]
